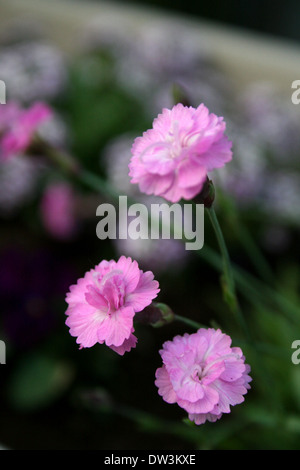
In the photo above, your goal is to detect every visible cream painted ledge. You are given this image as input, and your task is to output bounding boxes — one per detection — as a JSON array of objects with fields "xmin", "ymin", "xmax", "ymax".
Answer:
[{"xmin": 0, "ymin": 0, "xmax": 300, "ymax": 99}]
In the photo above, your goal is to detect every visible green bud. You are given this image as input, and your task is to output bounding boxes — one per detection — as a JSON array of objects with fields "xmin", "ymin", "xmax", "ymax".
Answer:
[{"xmin": 135, "ymin": 302, "xmax": 174, "ymax": 328}]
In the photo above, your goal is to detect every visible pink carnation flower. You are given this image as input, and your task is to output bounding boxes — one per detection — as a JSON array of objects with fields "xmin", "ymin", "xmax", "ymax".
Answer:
[
  {"xmin": 129, "ymin": 103, "xmax": 232, "ymax": 202},
  {"xmin": 0, "ymin": 101, "xmax": 52, "ymax": 160},
  {"xmin": 155, "ymin": 328, "xmax": 251, "ymax": 425},
  {"xmin": 65, "ymin": 256, "xmax": 160, "ymax": 355}
]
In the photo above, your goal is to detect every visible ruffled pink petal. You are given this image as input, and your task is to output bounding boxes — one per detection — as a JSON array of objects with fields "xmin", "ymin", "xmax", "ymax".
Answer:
[
  {"xmin": 210, "ymin": 377, "xmax": 249, "ymax": 414},
  {"xmin": 177, "ymin": 384, "xmax": 219, "ymax": 414},
  {"xmin": 177, "ymin": 159, "xmax": 207, "ymax": 189},
  {"xmin": 201, "ymin": 360, "xmax": 226, "ymax": 386},
  {"xmin": 200, "ymin": 136, "xmax": 232, "ymax": 171},
  {"xmin": 85, "ymin": 285, "xmax": 108, "ymax": 310},
  {"xmin": 97, "ymin": 305, "xmax": 135, "ymax": 347},
  {"xmin": 126, "ymin": 270, "xmax": 160, "ymax": 312},
  {"xmin": 158, "ymin": 179, "xmax": 185, "ymax": 203},
  {"xmin": 178, "ymin": 182, "xmax": 206, "ymax": 200},
  {"xmin": 140, "ymin": 144, "xmax": 176, "ymax": 176},
  {"xmin": 138, "ymin": 172, "xmax": 175, "ymax": 197},
  {"xmin": 109, "ymin": 333, "xmax": 138, "ymax": 355},
  {"xmin": 65, "ymin": 305, "xmax": 107, "ymax": 348},
  {"xmin": 115, "ymin": 256, "xmax": 141, "ymax": 293},
  {"xmin": 188, "ymin": 411, "xmax": 222, "ymax": 425},
  {"xmin": 155, "ymin": 366, "xmax": 177, "ymax": 404},
  {"xmin": 100, "ymin": 274, "xmax": 125, "ymax": 310},
  {"xmin": 189, "ymin": 115, "xmax": 225, "ymax": 154},
  {"xmin": 174, "ymin": 377, "xmax": 205, "ymax": 403},
  {"xmin": 219, "ymin": 359, "xmax": 246, "ymax": 382}
]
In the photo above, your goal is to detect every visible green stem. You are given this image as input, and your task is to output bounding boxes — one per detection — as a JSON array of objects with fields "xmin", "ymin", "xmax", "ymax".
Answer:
[
  {"xmin": 80, "ymin": 168, "xmax": 121, "ymax": 201},
  {"xmin": 206, "ymin": 206, "xmax": 236, "ymax": 309},
  {"xmin": 174, "ymin": 314, "xmax": 205, "ymax": 330}
]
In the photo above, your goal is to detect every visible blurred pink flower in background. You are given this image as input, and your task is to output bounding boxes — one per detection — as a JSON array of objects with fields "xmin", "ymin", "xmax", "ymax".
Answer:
[
  {"xmin": 0, "ymin": 101, "xmax": 52, "ymax": 160},
  {"xmin": 129, "ymin": 103, "xmax": 232, "ymax": 203},
  {"xmin": 40, "ymin": 181, "xmax": 77, "ymax": 240},
  {"xmin": 65, "ymin": 256, "xmax": 160, "ymax": 355},
  {"xmin": 155, "ymin": 328, "xmax": 251, "ymax": 425}
]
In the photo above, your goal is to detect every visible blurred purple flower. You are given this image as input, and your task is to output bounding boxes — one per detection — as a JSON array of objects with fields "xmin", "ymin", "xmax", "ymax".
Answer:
[{"xmin": 40, "ymin": 181, "xmax": 78, "ymax": 240}]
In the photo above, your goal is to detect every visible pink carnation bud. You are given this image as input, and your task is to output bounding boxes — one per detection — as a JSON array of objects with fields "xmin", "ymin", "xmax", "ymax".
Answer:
[
  {"xmin": 40, "ymin": 182, "xmax": 77, "ymax": 240},
  {"xmin": 129, "ymin": 103, "xmax": 232, "ymax": 202},
  {"xmin": 65, "ymin": 256, "xmax": 160, "ymax": 355},
  {"xmin": 0, "ymin": 101, "xmax": 52, "ymax": 160},
  {"xmin": 155, "ymin": 328, "xmax": 251, "ymax": 425}
]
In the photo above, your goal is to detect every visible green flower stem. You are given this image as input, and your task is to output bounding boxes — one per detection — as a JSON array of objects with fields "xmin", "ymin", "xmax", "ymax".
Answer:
[
  {"xmin": 174, "ymin": 314, "xmax": 206, "ymax": 330},
  {"xmin": 206, "ymin": 206, "xmax": 236, "ymax": 305},
  {"xmin": 79, "ymin": 168, "xmax": 121, "ymax": 201},
  {"xmin": 206, "ymin": 206, "xmax": 250, "ymax": 339}
]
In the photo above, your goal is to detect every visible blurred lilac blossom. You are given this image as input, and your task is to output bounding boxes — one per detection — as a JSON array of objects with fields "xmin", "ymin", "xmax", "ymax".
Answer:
[
  {"xmin": 237, "ymin": 81, "xmax": 300, "ymax": 161},
  {"xmin": 214, "ymin": 81, "xmax": 300, "ymax": 229},
  {"xmin": 261, "ymin": 171, "xmax": 300, "ymax": 224},
  {"xmin": 0, "ymin": 41, "xmax": 67, "ymax": 103},
  {"xmin": 0, "ymin": 155, "xmax": 43, "ymax": 215},
  {"xmin": 81, "ymin": 23, "xmax": 231, "ymax": 116}
]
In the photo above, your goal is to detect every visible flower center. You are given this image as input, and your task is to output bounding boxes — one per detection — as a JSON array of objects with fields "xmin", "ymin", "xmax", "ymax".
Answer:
[
  {"xmin": 167, "ymin": 120, "xmax": 184, "ymax": 159},
  {"xmin": 190, "ymin": 353, "xmax": 240, "ymax": 384},
  {"xmin": 86, "ymin": 269, "xmax": 126, "ymax": 315},
  {"xmin": 192, "ymin": 364, "xmax": 203, "ymax": 382}
]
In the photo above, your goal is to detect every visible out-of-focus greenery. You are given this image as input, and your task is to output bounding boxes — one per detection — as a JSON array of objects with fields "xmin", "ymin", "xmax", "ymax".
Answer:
[{"xmin": 0, "ymin": 20, "xmax": 300, "ymax": 450}]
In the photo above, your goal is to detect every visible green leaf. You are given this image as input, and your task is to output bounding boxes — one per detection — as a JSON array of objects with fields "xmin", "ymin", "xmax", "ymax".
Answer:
[{"xmin": 7, "ymin": 353, "xmax": 74, "ymax": 411}]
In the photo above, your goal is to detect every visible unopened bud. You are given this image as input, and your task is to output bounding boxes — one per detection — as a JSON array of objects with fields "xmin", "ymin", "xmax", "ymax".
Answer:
[
  {"xmin": 194, "ymin": 177, "xmax": 215, "ymax": 208},
  {"xmin": 135, "ymin": 302, "xmax": 175, "ymax": 328}
]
